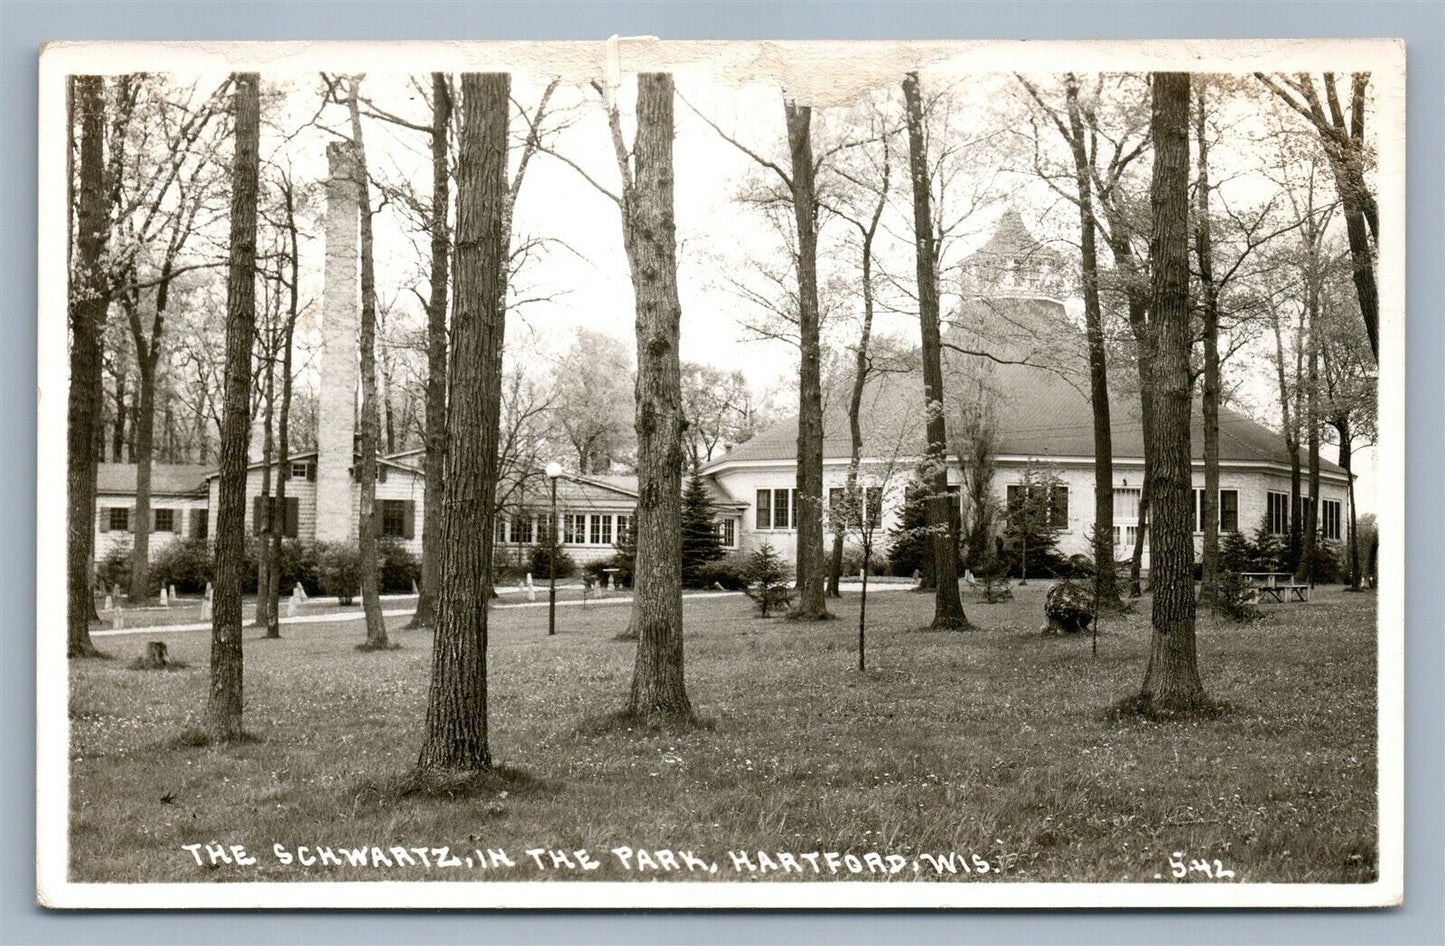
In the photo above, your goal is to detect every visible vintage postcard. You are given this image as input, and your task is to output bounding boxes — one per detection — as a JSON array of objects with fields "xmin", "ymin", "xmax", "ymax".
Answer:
[{"xmin": 36, "ymin": 38, "xmax": 1404, "ymax": 909}]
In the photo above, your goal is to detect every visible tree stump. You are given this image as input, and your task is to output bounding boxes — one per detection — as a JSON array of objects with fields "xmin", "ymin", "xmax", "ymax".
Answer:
[
  {"xmin": 1042, "ymin": 580, "xmax": 1093, "ymax": 635},
  {"xmin": 138, "ymin": 641, "xmax": 170, "ymax": 669}
]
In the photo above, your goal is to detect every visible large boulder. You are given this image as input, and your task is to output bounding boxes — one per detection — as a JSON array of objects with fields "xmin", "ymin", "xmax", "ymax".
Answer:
[{"xmin": 1042, "ymin": 580, "xmax": 1094, "ymax": 635}]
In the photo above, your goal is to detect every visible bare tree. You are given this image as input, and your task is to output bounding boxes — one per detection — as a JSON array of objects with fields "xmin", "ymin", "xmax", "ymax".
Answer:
[
  {"xmin": 207, "ymin": 72, "xmax": 260, "ymax": 742},
  {"xmin": 1255, "ymin": 72, "xmax": 1378, "ymax": 361},
  {"xmin": 904, "ymin": 71, "xmax": 969, "ymax": 630},
  {"xmin": 67, "ymin": 75, "xmax": 114, "ymax": 658},
  {"xmin": 415, "ymin": 72, "xmax": 511, "ymax": 776},
  {"xmin": 1136, "ymin": 72, "xmax": 1208, "ymax": 716}
]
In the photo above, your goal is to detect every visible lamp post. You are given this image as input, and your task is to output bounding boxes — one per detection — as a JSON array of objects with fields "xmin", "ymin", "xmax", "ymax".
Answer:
[{"xmin": 546, "ymin": 461, "xmax": 563, "ymax": 635}]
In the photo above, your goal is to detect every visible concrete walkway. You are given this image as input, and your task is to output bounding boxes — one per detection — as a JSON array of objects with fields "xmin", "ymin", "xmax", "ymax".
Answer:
[{"xmin": 92, "ymin": 582, "xmax": 914, "ymax": 638}]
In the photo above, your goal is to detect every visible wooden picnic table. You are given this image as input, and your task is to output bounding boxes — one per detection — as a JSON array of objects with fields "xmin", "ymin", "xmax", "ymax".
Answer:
[
  {"xmin": 1241, "ymin": 572, "xmax": 1294, "ymax": 588},
  {"xmin": 1256, "ymin": 583, "xmax": 1309, "ymax": 603}
]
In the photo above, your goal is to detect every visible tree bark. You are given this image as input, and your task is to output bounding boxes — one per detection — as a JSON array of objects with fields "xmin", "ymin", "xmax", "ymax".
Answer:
[
  {"xmin": 621, "ymin": 74, "xmax": 694, "ymax": 722},
  {"xmin": 1297, "ymin": 297, "xmax": 1321, "ymax": 585},
  {"xmin": 1138, "ymin": 72, "xmax": 1207, "ymax": 715},
  {"xmin": 207, "ymin": 72, "xmax": 260, "ymax": 741},
  {"xmin": 784, "ymin": 102, "xmax": 831, "ymax": 621},
  {"xmin": 1194, "ymin": 84, "xmax": 1222, "ymax": 607},
  {"xmin": 416, "ymin": 72, "xmax": 510, "ymax": 774},
  {"xmin": 267, "ymin": 206, "xmax": 298, "ymax": 638},
  {"xmin": 903, "ymin": 72, "xmax": 968, "ymax": 630},
  {"xmin": 67, "ymin": 75, "xmax": 110, "ymax": 658},
  {"xmin": 410, "ymin": 73, "xmax": 451, "ymax": 631},
  {"xmin": 254, "ymin": 330, "xmax": 275, "ymax": 629},
  {"xmin": 347, "ymin": 78, "xmax": 389, "ymax": 650},
  {"xmin": 1064, "ymin": 74, "xmax": 1122, "ymax": 609},
  {"xmin": 1334, "ymin": 418, "xmax": 1360, "ymax": 589}
]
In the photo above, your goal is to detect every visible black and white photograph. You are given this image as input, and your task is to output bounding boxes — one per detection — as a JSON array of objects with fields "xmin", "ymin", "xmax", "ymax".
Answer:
[{"xmin": 35, "ymin": 37, "xmax": 1405, "ymax": 909}]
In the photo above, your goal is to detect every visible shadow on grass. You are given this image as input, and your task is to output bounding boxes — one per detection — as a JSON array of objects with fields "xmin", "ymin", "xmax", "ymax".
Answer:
[
  {"xmin": 126, "ymin": 658, "xmax": 190, "ymax": 672},
  {"xmin": 574, "ymin": 707, "xmax": 718, "ymax": 738},
  {"xmin": 355, "ymin": 641, "xmax": 403, "ymax": 652},
  {"xmin": 1105, "ymin": 693, "xmax": 1233, "ymax": 724},
  {"xmin": 167, "ymin": 727, "xmax": 265, "ymax": 749},
  {"xmin": 371, "ymin": 764, "xmax": 551, "ymax": 802}
]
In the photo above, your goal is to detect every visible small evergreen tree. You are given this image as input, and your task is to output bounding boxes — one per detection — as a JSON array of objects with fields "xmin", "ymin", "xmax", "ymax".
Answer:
[
  {"xmin": 743, "ymin": 542, "xmax": 794, "ymax": 617},
  {"xmin": 1002, "ymin": 466, "xmax": 1065, "ymax": 581},
  {"xmin": 605, "ymin": 506, "xmax": 638, "ymax": 588},
  {"xmin": 1219, "ymin": 529, "xmax": 1254, "ymax": 574},
  {"xmin": 887, "ymin": 478, "xmax": 929, "ymax": 578},
  {"xmin": 681, "ymin": 472, "xmax": 723, "ymax": 588},
  {"xmin": 1249, "ymin": 514, "xmax": 1286, "ymax": 573}
]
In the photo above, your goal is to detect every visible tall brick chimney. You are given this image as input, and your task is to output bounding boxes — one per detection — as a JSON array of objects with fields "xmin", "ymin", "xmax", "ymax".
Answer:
[{"xmin": 315, "ymin": 141, "xmax": 360, "ymax": 543}]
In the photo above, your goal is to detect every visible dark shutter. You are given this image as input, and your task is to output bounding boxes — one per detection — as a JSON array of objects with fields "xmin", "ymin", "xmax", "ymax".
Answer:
[
  {"xmin": 306, "ymin": 462, "xmax": 316, "ymax": 482},
  {"xmin": 285, "ymin": 497, "xmax": 300, "ymax": 537},
  {"xmin": 403, "ymin": 500, "xmax": 415, "ymax": 539}
]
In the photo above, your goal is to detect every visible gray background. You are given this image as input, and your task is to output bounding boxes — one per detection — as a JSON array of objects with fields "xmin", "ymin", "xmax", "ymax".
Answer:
[{"xmin": 2, "ymin": 2, "xmax": 1439, "ymax": 943}]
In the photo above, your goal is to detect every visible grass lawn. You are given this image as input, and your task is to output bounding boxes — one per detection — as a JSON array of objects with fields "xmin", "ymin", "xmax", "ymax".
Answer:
[{"xmin": 68, "ymin": 582, "xmax": 1378, "ymax": 885}]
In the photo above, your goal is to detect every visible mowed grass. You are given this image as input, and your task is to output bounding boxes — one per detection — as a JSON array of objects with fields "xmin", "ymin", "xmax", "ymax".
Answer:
[{"xmin": 68, "ymin": 583, "xmax": 1378, "ymax": 885}]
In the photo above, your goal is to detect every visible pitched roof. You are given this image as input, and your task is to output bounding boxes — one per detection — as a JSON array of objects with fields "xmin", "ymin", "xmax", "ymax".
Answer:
[
  {"xmin": 704, "ymin": 356, "xmax": 1346, "ymax": 476},
  {"xmin": 95, "ymin": 463, "xmax": 210, "ymax": 496}
]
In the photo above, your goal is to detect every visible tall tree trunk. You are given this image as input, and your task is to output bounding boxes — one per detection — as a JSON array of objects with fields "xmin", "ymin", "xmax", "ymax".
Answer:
[
  {"xmin": 410, "ymin": 73, "xmax": 450, "ymax": 631},
  {"xmin": 347, "ymin": 78, "xmax": 389, "ymax": 650},
  {"xmin": 1334, "ymin": 418, "xmax": 1360, "ymax": 589},
  {"xmin": 254, "ymin": 332, "xmax": 276, "ymax": 628},
  {"xmin": 784, "ymin": 102, "xmax": 831, "ymax": 621},
  {"xmin": 622, "ymin": 74, "xmax": 694, "ymax": 722},
  {"xmin": 1138, "ymin": 72, "xmax": 1208, "ymax": 715},
  {"xmin": 207, "ymin": 72, "xmax": 260, "ymax": 741},
  {"xmin": 111, "ymin": 372, "xmax": 127, "ymax": 461},
  {"xmin": 1065, "ymin": 73, "xmax": 1121, "ymax": 608},
  {"xmin": 67, "ymin": 75, "xmax": 109, "ymax": 658},
  {"xmin": 1194, "ymin": 84, "xmax": 1222, "ymax": 607},
  {"xmin": 1129, "ymin": 475, "xmax": 1149, "ymax": 596},
  {"xmin": 127, "ymin": 334, "xmax": 157, "ymax": 601},
  {"xmin": 416, "ymin": 72, "xmax": 509, "ymax": 775},
  {"xmin": 903, "ymin": 72, "xmax": 968, "ymax": 630},
  {"xmin": 267, "ymin": 246, "xmax": 297, "ymax": 638},
  {"xmin": 1297, "ymin": 301, "xmax": 1321, "ymax": 585}
]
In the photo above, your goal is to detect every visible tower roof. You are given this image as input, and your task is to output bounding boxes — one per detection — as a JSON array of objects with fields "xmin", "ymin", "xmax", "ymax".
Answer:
[{"xmin": 967, "ymin": 207, "xmax": 1061, "ymax": 267}]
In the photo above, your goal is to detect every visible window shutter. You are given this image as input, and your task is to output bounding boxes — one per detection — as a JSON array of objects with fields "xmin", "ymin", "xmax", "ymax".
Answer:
[
  {"xmin": 98, "ymin": 508, "xmax": 109, "ymax": 533},
  {"xmin": 307, "ymin": 462, "xmax": 316, "ymax": 482},
  {"xmin": 403, "ymin": 500, "xmax": 415, "ymax": 539},
  {"xmin": 285, "ymin": 497, "xmax": 300, "ymax": 537}
]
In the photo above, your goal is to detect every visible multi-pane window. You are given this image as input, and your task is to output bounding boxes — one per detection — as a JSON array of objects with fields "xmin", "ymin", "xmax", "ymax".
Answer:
[
  {"xmin": 717, "ymin": 518, "xmax": 737, "ymax": 547},
  {"xmin": 513, "ymin": 516, "xmax": 534, "ymax": 544},
  {"xmin": 380, "ymin": 499, "xmax": 408, "ymax": 538},
  {"xmin": 563, "ymin": 514, "xmax": 585, "ymax": 545},
  {"xmin": 1219, "ymin": 489, "xmax": 1239, "ymax": 533},
  {"xmin": 154, "ymin": 508, "xmax": 175, "ymax": 532},
  {"xmin": 290, "ymin": 461, "xmax": 313, "ymax": 481},
  {"xmin": 1112, "ymin": 524, "xmax": 1140, "ymax": 549},
  {"xmin": 536, "ymin": 515, "xmax": 555, "ymax": 543},
  {"xmin": 754, "ymin": 488, "xmax": 795, "ymax": 530},
  {"xmin": 1114, "ymin": 487, "xmax": 1141, "ymax": 522},
  {"xmin": 589, "ymin": 514, "xmax": 613, "ymax": 546},
  {"xmin": 1007, "ymin": 483, "xmax": 1068, "ymax": 530},
  {"xmin": 108, "ymin": 507, "xmax": 130, "ymax": 531},
  {"xmin": 827, "ymin": 486, "xmax": 883, "ymax": 530},
  {"xmin": 615, "ymin": 515, "xmax": 631, "ymax": 543},
  {"xmin": 1266, "ymin": 491, "xmax": 1289, "ymax": 535},
  {"xmin": 1322, "ymin": 499, "xmax": 1342, "ymax": 540},
  {"xmin": 495, "ymin": 517, "xmax": 508, "ymax": 543}
]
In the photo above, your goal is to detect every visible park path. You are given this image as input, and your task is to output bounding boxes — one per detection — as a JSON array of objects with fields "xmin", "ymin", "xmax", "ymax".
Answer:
[{"xmin": 92, "ymin": 582, "xmax": 915, "ymax": 638}]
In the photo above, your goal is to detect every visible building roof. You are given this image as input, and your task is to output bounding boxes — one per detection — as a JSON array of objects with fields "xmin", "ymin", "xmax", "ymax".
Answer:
[
  {"xmin": 703, "ymin": 355, "xmax": 1346, "ymax": 478},
  {"xmin": 198, "ymin": 449, "xmax": 424, "ymax": 481},
  {"xmin": 95, "ymin": 463, "xmax": 210, "ymax": 497}
]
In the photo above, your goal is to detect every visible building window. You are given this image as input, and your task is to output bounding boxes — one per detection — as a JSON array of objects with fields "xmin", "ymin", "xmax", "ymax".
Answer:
[
  {"xmin": 755, "ymin": 488, "xmax": 795, "ymax": 530},
  {"xmin": 512, "ymin": 515, "xmax": 534, "ymax": 544},
  {"xmin": 1007, "ymin": 483, "xmax": 1068, "ymax": 530},
  {"xmin": 563, "ymin": 514, "xmax": 584, "ymax": 545},
  {"xmin": 717, "ymin": 518, "xmax": 736, "ymax": 547},
  {"xmin": 1219, "ymin": 489, "xmax": 1239, "ymax": 533},
  {"xmin": 495, "ymin": 517, "xmax": 508, "ymax": 544},
  {"xmin": 190, "ymin": 508, "xmax": 208, "ymax": 540},
  {"xmin": 290, "ymin": 461, "xmax": 313, "ymax": 480},
  {"xmin": 380, "ymin": 499, "xmax": 408, "ymax": 538},
  {"xmin": 108, "ymin": 507, "xmax": 130, "ymax": 532},
  {"xmin": 615, "ymin": 515, "xmax": 631, "ymax": 543},
  {"xmin": 1266, "ymin": 491, "xmax": 1289, "ymax": 535},
  {"xmin": 154, "ymin": 508, "xmax": 175, "ymax": 533},
  {"xmin": 590, "ymin": 514, "xmax": 613, "ymax": 546},
  {"xmin": 1114, "ymin": 487, "xmax": 1141, "ymax": 522},
  {"xmin": 536, "ymin": 515, "xmax": 554, "ymax": 543},
  {"xmin": 1322, "ymin": 499, "xmax": 1342, "ymax": 541}
]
